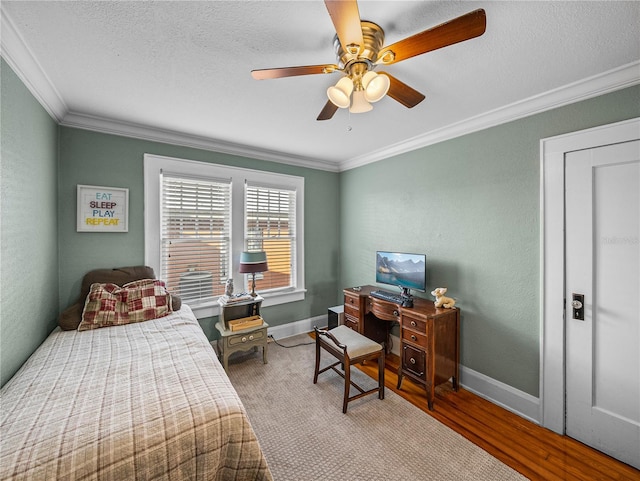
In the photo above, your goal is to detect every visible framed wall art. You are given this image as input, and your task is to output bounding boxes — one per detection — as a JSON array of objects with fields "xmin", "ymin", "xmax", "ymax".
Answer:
[{"xmin": 77, "ymin": 185, "xmax": 129, "ymax": 232}]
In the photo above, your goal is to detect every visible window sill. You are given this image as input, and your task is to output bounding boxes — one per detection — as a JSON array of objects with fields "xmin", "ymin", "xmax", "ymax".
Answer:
[
  {"xmin": 187, "ymin": 288, "xmax": 306, "ymax": 320},
  {"xmin": 261, "ymin": 288, "xmax": 306, "ymax": 307}
]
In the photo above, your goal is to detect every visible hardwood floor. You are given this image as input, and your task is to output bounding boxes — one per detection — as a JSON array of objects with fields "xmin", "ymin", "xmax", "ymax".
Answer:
[{"xmin": 356, "ymin": 354, "xmax": 640, "ymax": 481}]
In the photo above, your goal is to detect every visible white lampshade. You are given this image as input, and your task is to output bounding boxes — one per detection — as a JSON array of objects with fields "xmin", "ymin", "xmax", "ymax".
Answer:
[
  {"xmin": 327, "ymin": 77, "xmax": 354, "ymax": 109},
  {"xmin": 349, "ymin": 90, "xmax": 373, "ymax": 113},
  {"xmin": 362, "ymin": 71, "xmax": 390, "ymax": 103}
]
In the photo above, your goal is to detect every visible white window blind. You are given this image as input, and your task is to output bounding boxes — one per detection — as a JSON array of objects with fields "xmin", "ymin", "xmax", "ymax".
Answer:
[
  {"xmin": 160, "ymin": 173, "xmax": 231, "ymax": 302},
  {"xmin": 145, "ymin": 153, "xmax": 305, "ymax": 317},
  {"xmin": 245, "ymin": 183, "xmax": 296, "ymax": 292}
]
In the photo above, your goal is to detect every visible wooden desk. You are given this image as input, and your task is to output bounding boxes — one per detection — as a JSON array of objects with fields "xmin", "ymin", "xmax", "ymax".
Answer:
[{"xmin": 344, "ymin": 285, "xmax": 459, "ymax": 410}]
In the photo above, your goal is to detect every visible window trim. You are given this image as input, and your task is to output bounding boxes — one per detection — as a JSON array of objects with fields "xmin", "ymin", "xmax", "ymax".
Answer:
[{"xmin": 144, "ymin": 153, "xmax": 305, "ymax": 319}]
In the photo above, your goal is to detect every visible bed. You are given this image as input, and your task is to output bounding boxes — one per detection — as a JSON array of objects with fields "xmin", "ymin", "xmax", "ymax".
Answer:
[{"xmin": 0, "ymin": 267, "xmax": 273, "ymax": 481}]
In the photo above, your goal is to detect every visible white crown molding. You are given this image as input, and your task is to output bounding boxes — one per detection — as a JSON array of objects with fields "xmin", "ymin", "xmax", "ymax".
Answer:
[
  {"xmin": 3, "ymin": 0, "xmax": 637, "ymax": 174},
  {"xmin": 61, "ymin": 111, "xmax": 341, "ymax": 172},
  {"xmin": 0, "ymin": 8, "xmax": 67, "ymax": 121},
  {"xmin": 61, "ymin": 60, "xmax": 638, "ymax": 173},
  {"xmin": 340, "ymin": 60, "xmax": 640, "ymax": 172}
]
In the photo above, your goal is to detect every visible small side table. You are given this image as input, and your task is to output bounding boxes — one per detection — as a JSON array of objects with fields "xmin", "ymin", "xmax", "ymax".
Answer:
[{"xmin": 215, "ymin": 321, "xmax": 269, "ymax": 372}]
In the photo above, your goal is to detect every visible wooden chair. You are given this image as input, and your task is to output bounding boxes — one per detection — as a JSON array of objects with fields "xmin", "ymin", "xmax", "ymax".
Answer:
[{"xmin": 313, "ymin": 325, "xmax": 385, "ymax": 413}]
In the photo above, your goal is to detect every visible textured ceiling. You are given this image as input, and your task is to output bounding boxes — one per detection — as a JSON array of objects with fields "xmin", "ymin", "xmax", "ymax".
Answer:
[{"xmin": 2, "ymin": 1, "xmax": 639, "ymax": 171}]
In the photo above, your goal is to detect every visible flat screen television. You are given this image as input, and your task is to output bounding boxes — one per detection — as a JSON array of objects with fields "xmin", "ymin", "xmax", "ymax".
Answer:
[{"xmin": 375, "ymin": 251, "xmax": 426, "ymax": 295}]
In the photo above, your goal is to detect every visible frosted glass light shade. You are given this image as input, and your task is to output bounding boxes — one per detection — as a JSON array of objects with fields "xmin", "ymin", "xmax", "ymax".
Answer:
[
  {"xmin": 362, "ymin": 71, "xmax": 390, "ymax": 103},
  {"xmin": 349, "ymin": 90, "xmax": 373, "ymax": 113},
  {"xmin": 327, "ymin": 77, "xmax": 353, "ymax": 109}
]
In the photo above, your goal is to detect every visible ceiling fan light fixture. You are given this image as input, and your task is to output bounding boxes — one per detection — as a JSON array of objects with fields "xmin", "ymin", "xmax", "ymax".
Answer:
[
  {"xmin": 349, "ymin": 90, "xmax": 373, "ymax": 113},
  {"xmin": 327, "ymin": 76, "xmax": 354, "ymax": 108},
  {"xmin": 362, "ymin": 71, "xmax": 390, "ymax": 103}
]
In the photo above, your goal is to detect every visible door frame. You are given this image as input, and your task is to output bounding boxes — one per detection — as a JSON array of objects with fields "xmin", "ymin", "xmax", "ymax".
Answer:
[{"xmin": 540, "ymin": 117, "xmax": 639, "ymax": 433}]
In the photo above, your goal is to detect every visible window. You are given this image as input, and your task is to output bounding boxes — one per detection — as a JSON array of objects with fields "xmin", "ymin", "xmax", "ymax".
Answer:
[
  {"xmin": 160, "ymin": 175, "xmax": 231, "ymax": 301},
  {"xmin": 144, "ymin": 154, "xmax": 305, "ymax": 318},
  {"xmin": 245, "ymin": 182, "xmax": 297, "ymax": 293}
]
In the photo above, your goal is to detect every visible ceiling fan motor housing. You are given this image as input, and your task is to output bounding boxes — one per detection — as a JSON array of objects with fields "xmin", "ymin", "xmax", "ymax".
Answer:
[{"xmin": 334, "ymin": 21, "xmax": 385, "ymax": 72}]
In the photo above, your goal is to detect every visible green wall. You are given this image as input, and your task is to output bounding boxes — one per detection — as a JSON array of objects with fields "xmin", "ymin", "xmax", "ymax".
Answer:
[
  {"xmin": 339, "ymin": 85, "xmax": 640, "ymax": 396},
  {"xmin": 57, "ymin": 127, "xmax": 340, "ymax": 339},
  {"xmin": 1, "ymin": 60, "xmax": 59, "ymax": 387},
  {"xmin": 2, "ymin": 50, "xmax": 638, "ymax": 401}
]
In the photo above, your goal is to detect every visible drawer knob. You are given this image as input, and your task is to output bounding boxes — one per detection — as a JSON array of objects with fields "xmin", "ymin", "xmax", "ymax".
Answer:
[
  {"xmin": 410, "ymin": 357, "xmax": 416, "ymax": 365},
  {"xmin": 410, "ymin": 320, "xmax": 417, "ymax": 327},
  {"xmin": 411, "ymin": 335, "xmax": 417, "ymax": 341},
  {"xmin": 393, "ymin": 310, "xmax": 399, "ymax": 317},
  {"xmin": 249, "ymin": 335, "xmax": 254, "ymax": 341},
  {"xmin": 241, "ymin": 336, "xmax": 247, "ymax": 342}
]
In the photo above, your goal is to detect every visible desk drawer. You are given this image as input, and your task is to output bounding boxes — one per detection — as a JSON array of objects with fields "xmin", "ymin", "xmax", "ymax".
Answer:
[
  {"xmin": 344, "ymin": 293, "xmax": 360, "ymax": 310},
  {"xmin": 401, "ymin": 315, "xmax": 426, "ymax": 333},
  {"xmin": 402, "ymin": 328, "xmax": 427, "ymax": 346},
  {"xmin": 343, "ymin": 314, "xmax": 359, "ymax": 331},
  {"xmin": 370, "ymin": 300, "xmax": 400, "ymax": 322},
  {"xmin": 402, "ymin": 343, "xmax": 426, "ymax": 380},
  {"xmin": 344, "ymin": 303, "xmax": 359, "ymax": 319}
]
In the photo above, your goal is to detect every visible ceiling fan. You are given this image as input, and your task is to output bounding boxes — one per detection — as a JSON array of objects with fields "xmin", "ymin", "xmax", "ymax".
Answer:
[{"xmin": 251, "ymin": 1, "xmax": 486, "ymax": 121}]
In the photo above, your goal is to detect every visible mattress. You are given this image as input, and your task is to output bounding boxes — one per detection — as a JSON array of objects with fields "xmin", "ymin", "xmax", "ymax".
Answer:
[{"xmin": 0, "ymin": 306, "xmax": 273, "ymax": 481}]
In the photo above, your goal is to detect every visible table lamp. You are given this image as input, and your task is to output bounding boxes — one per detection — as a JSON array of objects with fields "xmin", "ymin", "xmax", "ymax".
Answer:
[{"xmin": 238, "ymin": 251, "xmax": 268, "ymax": 297}]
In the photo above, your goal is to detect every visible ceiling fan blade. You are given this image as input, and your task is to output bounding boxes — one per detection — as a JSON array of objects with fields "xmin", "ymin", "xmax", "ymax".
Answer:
[
  {"xmin": 381, "ymin": 72, "xmax": 426, "ymax": 108},
  {"xmin": 324, "ymin": 0, "xmax": 364, "ymax": 54},
  {"xmin": 317, "ymin": 100, "xmax": 339, "ymax": 121},
  {"xmin": 377, "ymin": 9, "xmax": 486, "ymax": 65},
  {"xmin": 252, "ymin": 64, "xmax": 339, "ymax": 80}
]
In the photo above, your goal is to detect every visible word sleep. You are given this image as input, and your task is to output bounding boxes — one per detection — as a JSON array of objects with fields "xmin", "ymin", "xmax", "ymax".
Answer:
[{"xmin": 89, "ymin": 201, "xmax": 117, "ymax": 209}]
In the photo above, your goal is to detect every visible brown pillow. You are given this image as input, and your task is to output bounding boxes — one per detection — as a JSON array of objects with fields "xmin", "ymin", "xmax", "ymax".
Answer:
[
  {"xmin": 58, "ymin": 265, "xmax": 181, "ymax": 330},
  {"xmin": 78, "ymin": 279, "xmax": 172, "ymax": 331}
]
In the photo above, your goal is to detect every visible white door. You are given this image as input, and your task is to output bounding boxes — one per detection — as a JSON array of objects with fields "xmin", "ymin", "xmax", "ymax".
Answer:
[{"xmin": 565, "ymin": 140, "xmax": 640, "ymax": 469}]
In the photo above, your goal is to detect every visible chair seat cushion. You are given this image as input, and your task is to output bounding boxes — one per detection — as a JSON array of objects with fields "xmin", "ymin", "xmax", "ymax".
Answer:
[{"xmin": 324, "ymin": 325, "xmax": 383, "ymax": 358}]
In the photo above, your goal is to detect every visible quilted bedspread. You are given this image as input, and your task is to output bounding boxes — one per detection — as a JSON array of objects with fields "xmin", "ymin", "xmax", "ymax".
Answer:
[{"xmin": 0, "ymin": 306, "xmax": 273, "ymax": 481}]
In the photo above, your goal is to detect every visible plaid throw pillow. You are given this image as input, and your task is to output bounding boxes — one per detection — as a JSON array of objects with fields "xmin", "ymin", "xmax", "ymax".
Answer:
[{"xmin": 79, "ymin": 279, "xmax": 172, "ymax": 331}]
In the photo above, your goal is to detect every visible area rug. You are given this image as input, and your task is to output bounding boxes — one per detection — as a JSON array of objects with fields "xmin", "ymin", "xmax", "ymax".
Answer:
[{"xmin": 225, "ymin": 334, "xmax": 527, "ymax": 481}]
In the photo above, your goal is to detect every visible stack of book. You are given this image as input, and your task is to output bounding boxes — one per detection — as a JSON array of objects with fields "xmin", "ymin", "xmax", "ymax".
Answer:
[{"xmin": 219, "ymin": 293, "xmax": 253, "ymax": 304}]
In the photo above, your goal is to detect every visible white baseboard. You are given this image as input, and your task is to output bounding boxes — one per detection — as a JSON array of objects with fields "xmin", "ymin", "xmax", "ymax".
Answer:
[
  {"xmin": 271, "ymin": 320, "xmax": 541, "ymax": 424},
  {"xmin": 459, "ymin": 365, "xmax": 540, "ymax": 424},
  {"xmin": 267, "ymin": 315, "xmax": 326, "ymax": 340},
  {"xmin": 390, "ymin": 334, "xmax": 540, "ymax": 423}
]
